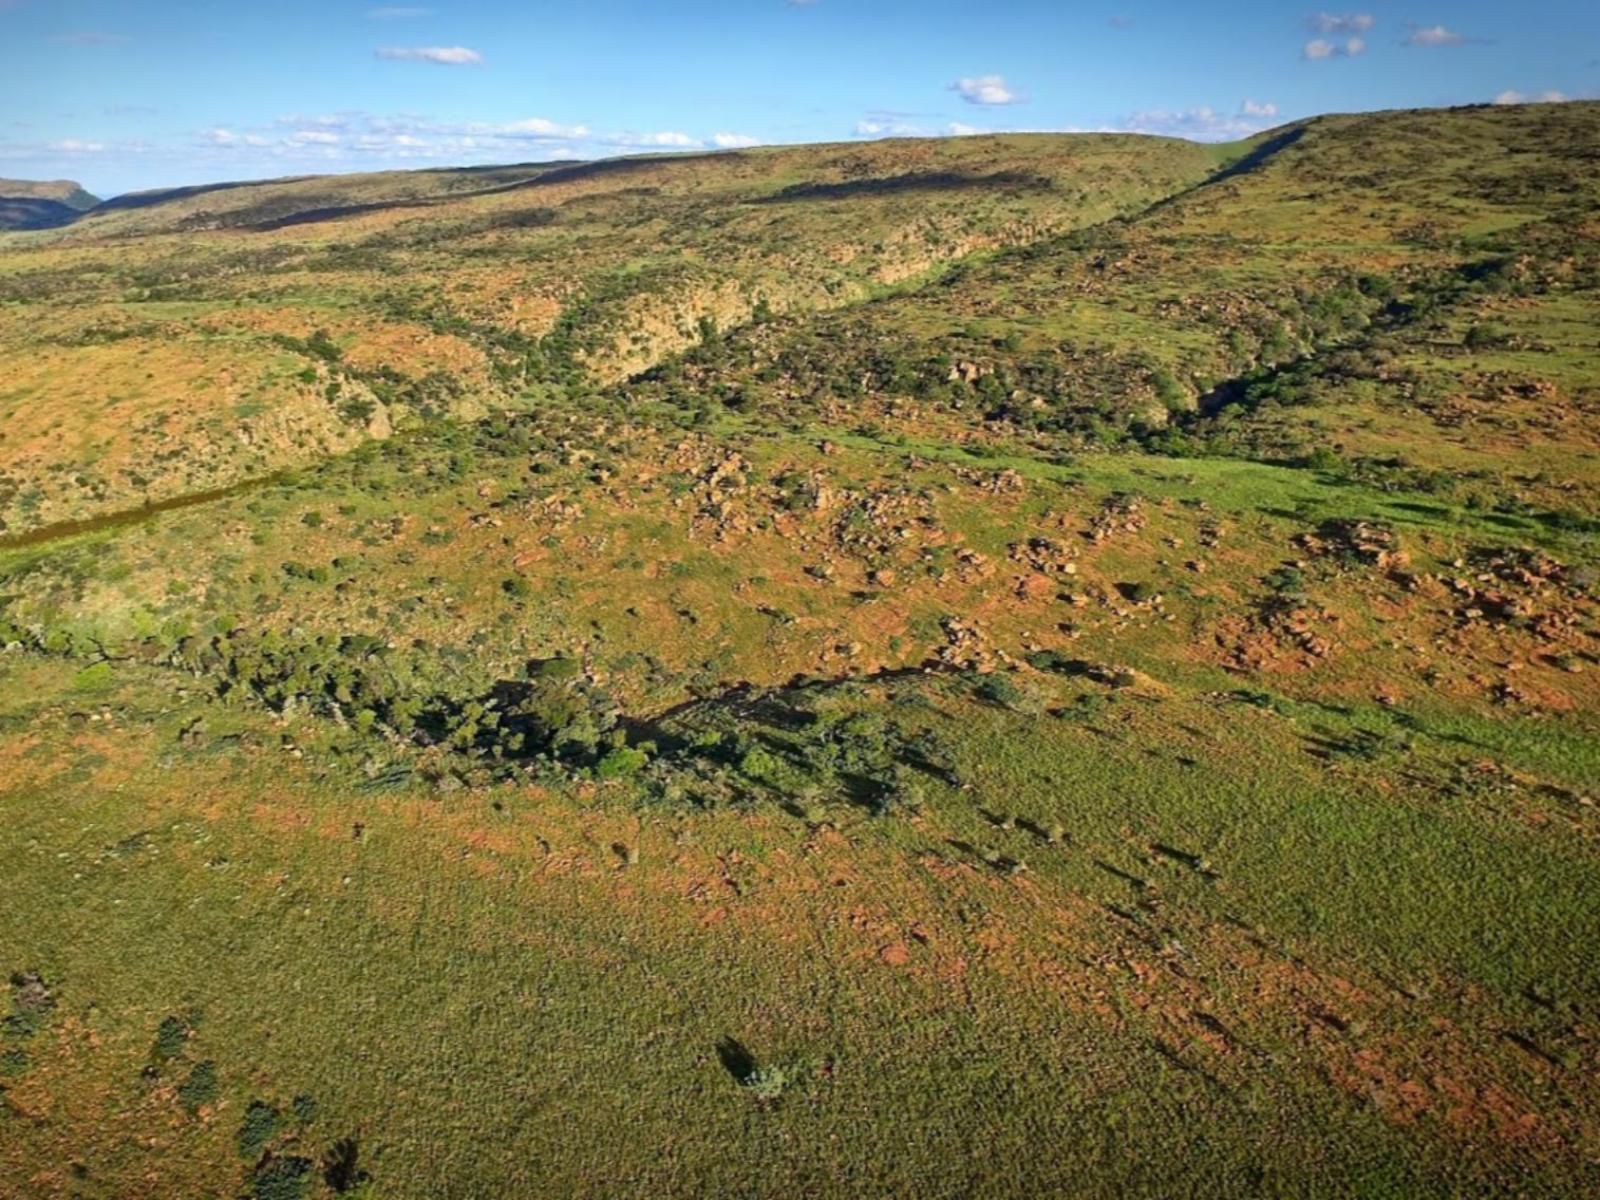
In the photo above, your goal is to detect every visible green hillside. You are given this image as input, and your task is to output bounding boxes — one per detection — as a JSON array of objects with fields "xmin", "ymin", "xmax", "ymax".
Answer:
[{"xmin": 1, "ymin": 102, "xmax": 1598, "ymax": 1199}]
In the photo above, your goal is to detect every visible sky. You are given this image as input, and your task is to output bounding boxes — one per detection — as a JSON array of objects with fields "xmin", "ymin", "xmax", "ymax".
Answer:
[{"xmin": 2, "ymin": 1, "xmax": 1597, "ymax": 197}]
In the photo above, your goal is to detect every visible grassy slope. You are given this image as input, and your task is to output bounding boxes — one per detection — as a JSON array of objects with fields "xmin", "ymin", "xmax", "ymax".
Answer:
[
  {"xmin": 0, "ymin": 133, "xmax": 1218, "ymax": 536},
  {"xmin": 1, "ymin": 103, "xmax": 1598, "ymax": 1199}
]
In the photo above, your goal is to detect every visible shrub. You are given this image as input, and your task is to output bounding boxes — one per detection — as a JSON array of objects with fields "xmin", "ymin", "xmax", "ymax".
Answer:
[
  {"xmin": 152, "ymin": 1015, "xmax": 189, "ymax": 1060},
  {"xmin": 71, "ymin": 661, "xmax": 116, "ymax": 693},
  {"xmin": 251, "ymin": 1156, "xmax": 314, "ymax": 1200},
  {"xmin": 741, "ymin": 1064, "xmax": 790, "ymax": 1102},
  {"xmin": 237, "ymin": 1099, "xmax": 283, "ymax": 1160},
  {"xmin": 532, "ymin": 656, "xmax": 581, "ymax": 681},
  {"xmin": 596, "ymin": 745, "xmax": 649, "ymax": 779},
  {"xmin": 178, "ymin": 1060, "xmax": 219, "ymax": 1113},
  {"xmin": 975, "ymin": 673, "xmax": 1025, "ymax": 709},
  {"xmin": 1464, "ymin": 322, "xmax": 1511, "ymax": 350}
]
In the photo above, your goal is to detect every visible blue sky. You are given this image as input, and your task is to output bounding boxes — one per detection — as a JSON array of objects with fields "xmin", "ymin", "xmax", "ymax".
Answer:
[{"xmin": 3, "ymin": 1, "xmax": 1596, "ymax": 197}]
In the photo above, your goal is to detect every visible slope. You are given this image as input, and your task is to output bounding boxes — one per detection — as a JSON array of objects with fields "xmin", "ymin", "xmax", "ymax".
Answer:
[{"xmin": 0, "ymin": 132, "xmax": 1222, "ymax": 536}]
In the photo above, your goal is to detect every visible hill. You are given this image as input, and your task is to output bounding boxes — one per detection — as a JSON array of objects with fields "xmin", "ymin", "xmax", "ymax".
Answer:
[
  {"xmin": 0, "ymin": 131, "xmax": 1224, "ymax": 534},
  {"xmin": 1, "ymin": 102, "xmax": 1598, "ymax": 1199},
  {"xmin": 0, "ymin": 178, "xmax": 100, "ymax": 231}
]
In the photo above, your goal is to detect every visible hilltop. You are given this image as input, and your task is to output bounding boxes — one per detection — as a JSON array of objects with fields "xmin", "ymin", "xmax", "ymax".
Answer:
[
  {"xmin": 1, "ymin": 102, "xmax": 1598, "ymax": 1199},
  {"xmin": 0, "ymin": 177, "xmax": 100, "ymax": 231}
]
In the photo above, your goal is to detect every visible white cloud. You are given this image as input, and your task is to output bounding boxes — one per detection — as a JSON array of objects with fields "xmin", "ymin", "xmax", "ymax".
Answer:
[
  {"xmin": 202, "ymin": 128, "xmax": 269, "ymax": 147},
  {"xmin": 1405, "ymin": 24, "xmax": 1467, "ymax": 47},
  {"xmin": 856, "ymin": 113, "xmax": 1097, "ymax": 141},
  {"xmin": 854, "ymin": 117, "xmax": 928, "ymax": 138},
  {"xmin": 1121, "ymin": 101, "xmax": 1283, "ymax": 141},
  {"xmin": 1303, "ymin": 36, "xmax": 1364, "ymax": 59},
  {"xmin": 375, "ymin": 46, "xmax": 482, "ymax": 65},
  {"xmin": 950, "ymin": 74, "xmax": 1023, "ymax": 106},
  {"xmin": 44, "ymin": 109, "xmax": 762, "ymax": 184},
  {"xmin": 0, "ymin": 135, "xmax": 151, "ymax": 168},
  {"xmin": 605, "ymin": 130, "xmax": 700, "ymax": 148},
  {"xmin": 501, "ymin": 117, "xmax": 590, "ymax": 139},
  {"xmin": 1308, "ymin": 12, "xmax": 1374, "ymax": 35},
  {"xmin": 276, "ymin": 113, "xmax": 352, "ymax": 131},
  {"xmin": 1493, "ymin": 89, "xmax": 1569, "ymax": 105}
]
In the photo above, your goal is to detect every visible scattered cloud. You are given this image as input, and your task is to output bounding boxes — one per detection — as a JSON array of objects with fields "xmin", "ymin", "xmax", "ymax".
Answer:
[
  {"xmin": 1303, "ymin": 36, "xmax": 1365, "ymax": 59},
  {"xmin": 854, "ymin": 115, "xmax": 1073, "ymax": 141},
  {"xmin": 853, "ymin": 117, "xmax": 928, "ymax": 138},
  {"xmin": 949, "ymin": 74, "xmax": 1024, "ymax": 106},
  {"xmin": 500, "ymin": 116, "xmax": 590, "ymax": 139},
  {"xmin": 1122, "ymin": 101, "xmax": 1282, "ymax": 141},
  {"xmin": 1404, "ymin": 24, "xmax": 1468, "ymax": 47},
  {"xmin": 0, "ymin": 135, "xmax": 153, "ymax": 170},
  {"xmin": 375, "ymin": 46, "xmax": 482, "ymax": 65},
  {"xmin": 607, "ymin": 130, "xmax": 699, "ymax": 148},
  {"xmin": 1493, "ymin": 89, "xmax": 1569, "ymax": 105},
  {"xmin": 178, "ymin": 112, "xmax": 754, "ymax": 166},
  {"xmin": 275, "ymin": 113, "xmax": 356, "ymax": 132},
  {"xmin": 1307, "ymin": 12, "xmax": 1374, "ymax": 35},
  {"xmin": 202, "ymin": 128, "xmax": 270, "ymax": 147}
]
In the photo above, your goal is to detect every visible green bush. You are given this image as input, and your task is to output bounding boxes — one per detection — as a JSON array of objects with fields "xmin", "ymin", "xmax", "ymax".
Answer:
[
  {"xmin": 177, "ymin": 1060, "xmax": 219, "ymax": 1113},
  {"xmin": 741, "ymin": 1064, "xmax": 790, "ymax": 1102},
  {"xmin": 596, "ymin": 745, "xmax": 649, "ymax": 779},
  {"xmin": 975, "ymin": 673, "xmax": 1025, "ymax": 709},
  {"xmin": 152, "ymin": 1015, "xmax": 189, "ymax": 1060},
  {"xmin": 236, "ymin": 1099, "xmax": 283, "ymax": 1159},
  {"xmin": 251, "ymin": 1156, "xmax": 314, "ymax": 1200}
]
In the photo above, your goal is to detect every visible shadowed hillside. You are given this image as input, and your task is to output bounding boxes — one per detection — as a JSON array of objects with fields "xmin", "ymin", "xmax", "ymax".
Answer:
[{"xmin": 0, "ymin": 178, "xmax": 99, "ymax": 230}]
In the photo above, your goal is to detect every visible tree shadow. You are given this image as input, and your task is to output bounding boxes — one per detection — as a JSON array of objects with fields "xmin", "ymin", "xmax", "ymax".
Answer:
[
  {"xmin": 715, "ymin": 1037, "xmax": 756, "ymax": 1084},
  {"xmin": 322, "ymin": 1137, "xmax": 370, "ymax": 1194}
]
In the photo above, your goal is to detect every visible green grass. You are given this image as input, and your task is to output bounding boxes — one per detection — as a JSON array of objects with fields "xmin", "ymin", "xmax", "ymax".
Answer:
[{"xmin": 3, "ymin": 100, "xmax": 1600, "ymax": 1198}]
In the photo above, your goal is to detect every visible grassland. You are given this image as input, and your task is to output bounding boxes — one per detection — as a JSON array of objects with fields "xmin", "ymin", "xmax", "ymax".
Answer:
[{"xmin": 2, "ymin": 102, "xmax": 1598, "ymax": 1198}]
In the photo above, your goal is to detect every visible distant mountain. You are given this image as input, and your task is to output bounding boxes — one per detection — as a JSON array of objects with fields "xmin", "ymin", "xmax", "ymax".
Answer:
[{"xmin": 0, "ymin": 178, "xmax": 101, "ymax": 230}]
